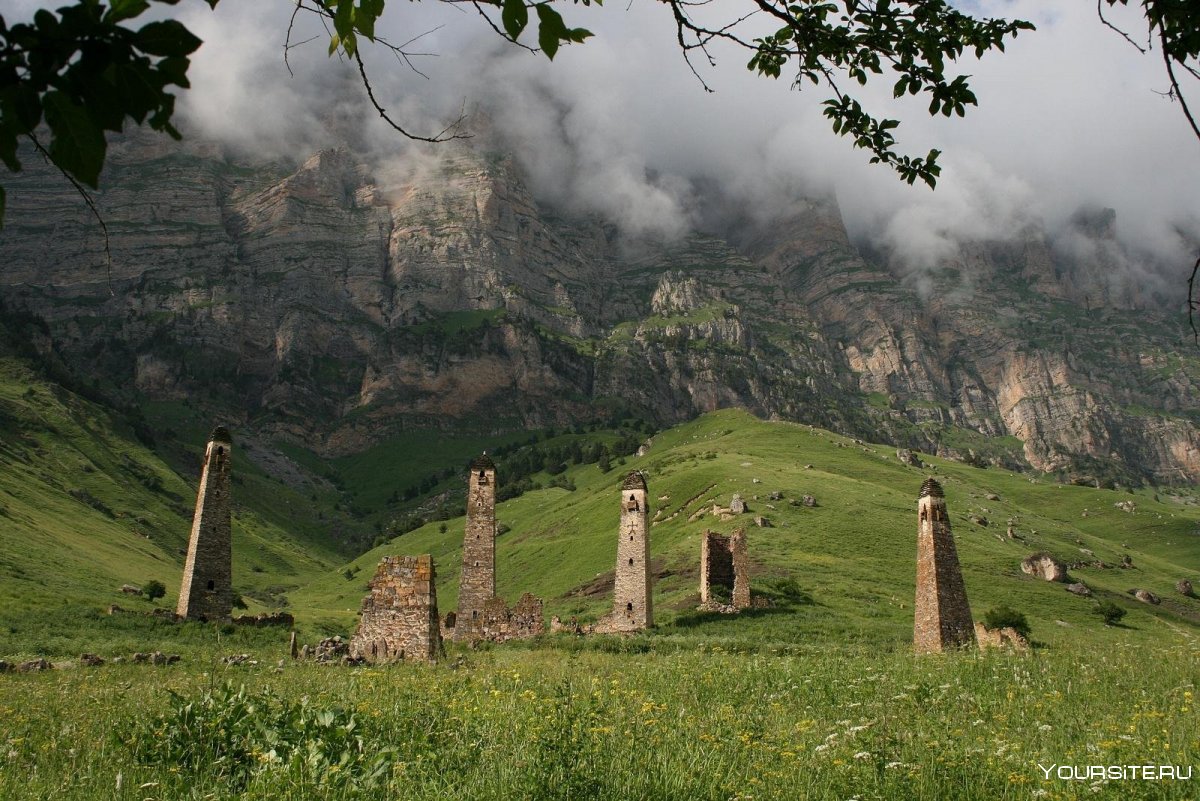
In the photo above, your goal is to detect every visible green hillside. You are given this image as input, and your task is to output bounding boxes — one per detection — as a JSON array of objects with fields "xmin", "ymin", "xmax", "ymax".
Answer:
[
  {"xmin": 3, "ymin": 344, "xmax": 1199, "ymax": 659},
  {"xmin": 293, "ymin": 409, "xmax": 1200, "ymax": 650},
  {"xmin": 0, "ymin": 355, "xmax": 341, "ymax": 654}
]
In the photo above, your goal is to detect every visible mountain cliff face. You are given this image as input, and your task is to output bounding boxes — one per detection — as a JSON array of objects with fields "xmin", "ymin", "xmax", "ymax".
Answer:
[{"xmin": 1, "ymin": 131, "xmax": 1197, "ymax": 484}]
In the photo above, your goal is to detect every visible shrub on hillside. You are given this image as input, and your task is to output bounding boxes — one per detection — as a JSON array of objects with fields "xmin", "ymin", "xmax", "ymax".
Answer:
[
  {"xmin": 142, "ymin": 580, "xmax": 166, "ymax": 602},
  {"xmin": 1095, "ymin": 600, "xmax": 1126, "ymax": 626},
  {"xmin": 982, "ymin": 605, "xmax": 1031, "ymax": 640}
]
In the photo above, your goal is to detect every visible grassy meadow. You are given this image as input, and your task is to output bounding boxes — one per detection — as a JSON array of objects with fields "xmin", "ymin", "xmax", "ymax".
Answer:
[{"xmin": 1, "ymin": 642, "xmax": 1197, "ymax": 800}]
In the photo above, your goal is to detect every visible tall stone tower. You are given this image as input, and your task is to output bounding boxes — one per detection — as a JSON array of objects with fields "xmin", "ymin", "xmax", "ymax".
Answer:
[
  {"xmin": 913, "ymin": 477, "xmax": 976, "ymax": 653},
  {"xmin": 177, "ymin": 426, "xmax": 234, "ymax": 621},
  {"xmin": 456, "ymin": 453, "xmax": 497, "ymax": 640},
  {"xmin": 611, "ymin": 471, "xmax": 652, "ymax": 630}
]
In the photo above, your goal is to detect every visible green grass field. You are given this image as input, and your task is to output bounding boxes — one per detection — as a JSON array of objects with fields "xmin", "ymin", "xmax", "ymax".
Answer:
[{"xmin": 1, "ymin": 643, "xmax": 1196, "ymax": 800}]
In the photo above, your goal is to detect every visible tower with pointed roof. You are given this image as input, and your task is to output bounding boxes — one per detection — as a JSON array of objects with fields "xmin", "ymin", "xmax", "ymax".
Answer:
[
  {"xmin": 177, "ymin": 426, "xmax": 234, "ymax": 620},
  {"xmin": 610, "ymin": 470, "xmax": 652, "ymax": 630},
  {"xmin": 913, "ymin": 477, "xmax": 976, "ymax": 652},
  {"xmin": 455, "ymin": 452, "xmax": 497, "ymax": 640}
]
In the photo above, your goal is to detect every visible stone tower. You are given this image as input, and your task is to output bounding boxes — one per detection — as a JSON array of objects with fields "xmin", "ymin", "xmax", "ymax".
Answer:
[
  {"xmin": 913, "ymin": 477, "xmax": 976, "ymax": 653},
  {"xmin": 177, "ymin": 426, "xmax": 234, "ymax": 621},
  {"xmin": 699, "ymin": 529, "xmax": 751, "ymax": 610},
  {"xmin": 351, "ymin": 555, "xmax": 442, "ymax": 664},
  {"xmin": 610, "ymin": 471, "xmax": 652, "ymax": 630},
  {"xmin": 456, "ymin": 453, "xmax": 497, "ymax": 640}
]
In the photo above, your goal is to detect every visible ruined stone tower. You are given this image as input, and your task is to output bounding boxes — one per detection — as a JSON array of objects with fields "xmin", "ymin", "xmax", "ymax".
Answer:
[
  {"xmin": 913, "ymin": 477, "xmax": 976, "ymax": 653},
  {"xmin": 177, "ymin": 426, "xmax": 233, "ymax": 621},
  {"xmin": 351, "ymin": 555, "xmax": 442, "ymax": 664},
  {"xmin": 610, "ymin": 471, "xmax": 652, "ymax": 630},
  {"xmin": 699, "ymin": 528, "xmax": 751, "ymax": 610},
  {"xmin": 455, "ymin": 453, "xmax": 497, "ymax": 640}
]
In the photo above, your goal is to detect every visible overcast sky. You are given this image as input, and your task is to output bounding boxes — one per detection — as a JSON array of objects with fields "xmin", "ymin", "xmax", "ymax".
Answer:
[{"xmin": 7, "ymin": 0, "xmax": 1200, "ymax": 283}]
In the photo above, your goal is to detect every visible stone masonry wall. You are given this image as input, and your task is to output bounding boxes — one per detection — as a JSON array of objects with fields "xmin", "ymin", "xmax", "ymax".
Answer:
[
  {"xmin": 730, "ymin": 528, "xmax": 751, "ymax": 610},
  {"xmin": 351, "ymin": 555, "xmax": 442, "ymax": 663},
  {"xmin": 700, "ymin": 532, "xmax": 734, "ymax": 604},
  {"xmin": 177, "ymin": 427, "xmax": 233, "ymax": 621},
  {"xmin": 475, "ymin": 592, "xmax": 545, "ymax": 643},
  {"xmin": 456, "ymin": 454, "xmax": 497, "ymax": 641},
  {"xmin": 913, "ymin": 477, "xmax": 976, "ymax": 653}
]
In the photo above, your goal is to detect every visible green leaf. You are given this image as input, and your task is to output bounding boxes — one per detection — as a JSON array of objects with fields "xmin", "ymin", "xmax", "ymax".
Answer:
[
  {"xmin": 106, "ymin": 0, "xmax": 150, "ymax": 24},
  {"xmin": 157, "ymin": 56, "xmax": 191, "ymax": 88},
  {"xmin": 356, "ymin": 12, "xmax": 375, "ymax": 41},
  {"xmin": 535, "ymin": 3, "xmax": 565, "ymax": 59},
  {"xmin": 0, "ymin": 130, "xmax": 20, "ymax": 172},
  {"xmin": 112, "ymin": 63, "xmax": 164, "ymax": 123},
  {"xmin": 135, "ymin": 20, "xmax": 202, "ymax": 57},
  {"xmin": 502, "ymin": 0, "xmax": 529, "ymax": 40},
  {"xmin": 43, "ymin": 91, "xmax": 107, "ymax": 188},
  {"xmin": 334, "ymin": 0, "xmax": 355, "ymax": 42}
]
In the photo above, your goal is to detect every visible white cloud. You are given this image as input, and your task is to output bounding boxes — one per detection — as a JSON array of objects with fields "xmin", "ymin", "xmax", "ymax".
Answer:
[{"xmin": 9, "ymin": 0, "xmax": 1199, "ymax": 289}]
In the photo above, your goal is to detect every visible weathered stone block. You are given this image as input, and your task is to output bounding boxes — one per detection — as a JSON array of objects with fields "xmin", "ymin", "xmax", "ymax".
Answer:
[{"xmin": 1021, "ymin": 553, "xmax": 1067, "ymax": 582}]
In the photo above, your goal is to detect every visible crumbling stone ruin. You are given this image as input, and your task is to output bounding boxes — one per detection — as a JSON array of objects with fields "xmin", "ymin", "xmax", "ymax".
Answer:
[
  {"xmin": 350, "ymin": 555, "xmax": 443, "ymax": 664},
  {"xmin": 232, "ymin": 612, "xmax": 295, "ymax": 627},
  {"xmin": 301, "ymin": 636, "xmax": 349, "ymax": 662},
  {"xmin": 699, "ymin": 528, "xmax": 751, "ymax": 612},
  {"xmin": 913, "ymin": 477, "xmax": 976, "ymax": 653},
  {"xmin": 177, "ymin": 426, "xmax": 233, "ymax": 621},
  {"xmin": 1178, "ymin": 579, "xmax": 1195, "ymax": 597},
  {"xmin": 595, "ymin": 471, "xmax": 653, "ymax": 632},
  {"xmin": 456, "ymin": 453, "xmax": 497, "ymax": 641},
  {"xmin": 973, "ymin": 622, "xmax": 1029, "ymax": 652},
  {"xmin": 468, "ymin": 592, "xmax": 545, "ymax": 642}
]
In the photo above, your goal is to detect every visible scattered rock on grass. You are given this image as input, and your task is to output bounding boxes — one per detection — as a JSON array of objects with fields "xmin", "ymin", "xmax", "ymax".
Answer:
[
  {"xmin": 1021, "ymin": 553, "xmax": 1067, "ymax": 582},
  {"xmin": 1130, "ymin": 589, "xmax": 1160, "ymax": 605}
]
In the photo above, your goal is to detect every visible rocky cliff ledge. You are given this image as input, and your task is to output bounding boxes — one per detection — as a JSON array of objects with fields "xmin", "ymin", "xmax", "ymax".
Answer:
[{"xmin": 1, "ymin": 132, "xmax": 1196, "ymax": 483}]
